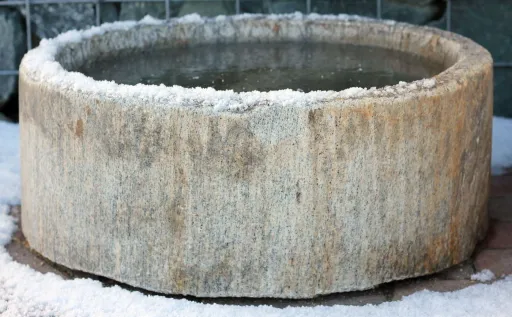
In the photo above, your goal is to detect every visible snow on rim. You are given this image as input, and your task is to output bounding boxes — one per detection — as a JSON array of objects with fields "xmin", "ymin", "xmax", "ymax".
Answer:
[
  {"xmin": 19, "ymin": 13, "xmax": 441, "ymax": 113},
  {"xmin": 1, "ymin": 118, "xmax": 512, "ymax": 316}
]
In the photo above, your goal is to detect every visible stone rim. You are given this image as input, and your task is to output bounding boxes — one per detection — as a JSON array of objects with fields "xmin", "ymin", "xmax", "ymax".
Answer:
[{"xmin": 19, "ymin": 13, "xmax": 492, "ymax": 113}]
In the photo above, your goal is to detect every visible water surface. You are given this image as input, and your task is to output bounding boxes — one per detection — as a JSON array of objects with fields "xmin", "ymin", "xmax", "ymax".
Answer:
[{"xmin": 79, "ymin": 43, "xmax": 444, "ymax": 92}]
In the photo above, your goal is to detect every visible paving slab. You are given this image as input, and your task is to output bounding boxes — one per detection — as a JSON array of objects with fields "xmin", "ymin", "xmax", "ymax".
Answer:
[
  {"xmin": 391, "ymin": 279, "xmax": 476, "ymax": 301},
  {"xmin": 483, "ymin": 221, "xmax": 512, "ymax": 249},
  {"xmin": 474, "ymin": 249, "xmax": 512, "ymax": 278}
]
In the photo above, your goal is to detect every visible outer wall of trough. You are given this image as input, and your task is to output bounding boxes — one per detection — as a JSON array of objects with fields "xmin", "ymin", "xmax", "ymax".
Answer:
[{"xmin": 19, "ymin": 16, "xmax": 493, "ymax": 298}]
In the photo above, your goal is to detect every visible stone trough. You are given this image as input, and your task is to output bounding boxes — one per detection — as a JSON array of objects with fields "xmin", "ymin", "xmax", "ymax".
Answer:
[{"xmin": 19, "ymin": 14, "xmax": 493, "ymax": 298}]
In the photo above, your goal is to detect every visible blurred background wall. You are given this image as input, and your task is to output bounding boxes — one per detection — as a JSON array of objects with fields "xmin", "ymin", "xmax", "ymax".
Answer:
[{"xmin": 0, "ymin": 0, "xmax": 510, "ymax": 122}]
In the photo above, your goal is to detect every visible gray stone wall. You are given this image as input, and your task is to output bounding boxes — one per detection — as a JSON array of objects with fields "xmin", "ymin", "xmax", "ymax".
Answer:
[
  {"xmin": 0, "ymin": 8, "xmax": 25, "ymax": 112},
  {"xmin": 1, "ymin": 0, "xmax": 511, "ymax": 118},
  {"xmin": 450, "ymin": 1, "xmax": 512, "ymax": 117}
]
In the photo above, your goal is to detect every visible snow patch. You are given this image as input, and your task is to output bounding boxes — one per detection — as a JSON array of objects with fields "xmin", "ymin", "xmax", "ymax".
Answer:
[
  {"xmin": 0, "ymin": 204, "xmax": 15, "ymax": 246},
  {"xmin": 0, "ymin": 121, "xmax": 20, "ymax": 206},
  {"xmin": 139, "ymin": 15, "xmax": 164, "ymax": 25},
  {"xmin": 176, "ymin": 12, "xmax": 204, "ymax": 23},
  {"xmin": 471, "ymin": 269, "xmax": 496, "ymax": 282},
  {"xmin": 215, "ymin": 15, "xmax": 227, "ymax": 22},
  {"xmin": 492, "ymin": 116, "xmax": 512, "ymax": 175},
  {"xmin": 422, "ymin": 78, "xmax": 436, "ymax": 89}
]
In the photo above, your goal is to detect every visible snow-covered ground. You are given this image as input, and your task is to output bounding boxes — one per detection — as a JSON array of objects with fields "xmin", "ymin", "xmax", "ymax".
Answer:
[
  {"xmin": 1, "ymin": 117, "xmax": 512, "ymax": 316},
  {"xmin": 492, "ymin": 116, "xmax": 512, "ymax": 175}
]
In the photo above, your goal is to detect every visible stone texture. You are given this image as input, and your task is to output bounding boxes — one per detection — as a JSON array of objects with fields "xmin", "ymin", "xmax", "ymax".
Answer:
[
  {"xmin": 6, "ymin": 206, "xmax": 67, "ymax": 278},
  {"xmin": 451, "ymin": 0, "xmax": 512, "ymax": 63},
  {"xmin": 20, "ymin": 4, "xmax": 118, "ymax": 39},
  {"xmin": 266, "ymin": 0, "xmax": 306, "ymax": 13},
  {"xmin": 0, "ymin": 9, "xmax": 25, "ymax": 110},
  {"xmin": 391, "ymin": 279, "xmax": 476, "ymax": 301},
  {"xmin": 19, "ymin": 17, "xmax": 493, "ymax": 298},
  {"xmin": 120, "ymin": 0, "xmax": 235, "ymax": 20},
  {"xmin": 7, "ymin": 204, "xmax": 393, "ymax": 306},
  {"xmin": 382, "ymin": 0, "xmax": 444, "ymax": 25},
  {"xmin": 483, "ymin": 221, "xmax": 512, "ymax": 249},
  {"xmin": 240, "ymin": 0, "xmax": 266, "ymax": 13},
  {"xmin": 474, "ymin": 249, "xmax": 512, "ymax": 277},
  {"xmin": 178, "ymin": 0, "xmax": 235, "ymax": 17},
  {"xmin": 10, "ymin": 163, "xmax": 512, "ymax": 303},
  {"xmin": 427, "ymin": 12, "xmax": 447, "ymax": 30},
  {"xmin": 7, "ymin": 204, "xmax": 392, "ymax": 306},
  {"xmin": 450, "ymin": 0, "xmax": 512, "ymax": 118},
  {"xmin": 311, "ymin": 0, "xmax": 376, "ymax": 17},
  {"xmin": 119, "ymin": 2, "xmax": 184, "ymax": 21}
]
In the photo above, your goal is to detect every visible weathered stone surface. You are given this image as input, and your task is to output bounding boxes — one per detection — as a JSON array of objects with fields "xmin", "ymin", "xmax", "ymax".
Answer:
[
  {"xmin": 0, "ymin": 9, "xmax": 25, "ymax": 109},
  {"xmin": 312, "ymin": 0, "xmax": 376, "ymax": 17},
  {"xmin": 7, "ymin": 205, "xmax": 394, "ymax": 305},
  {"xmin": 119, "ymin": 2, "xmax": 184, "ymax": 21},
  {"xmin": 427, "ymin": 13, "xmax": 446, "ymax": 30},
  {"xmin": 19, "ymin": 16, "xmax": 492, "ymax": 298},
  {"xmin": 6, "ymin": 206, "xmax": 67, "ymax": 278},
  {"xmin": 240, "ymin": 0, "xmax": 266, "ymax": 13},
  {"xmin": 179, "ymin": 0, "xmax": 234, "ymax": 16},
  {"xmin": 382, "ymin": 0, "xmax": 444, "ymax": 25},
  {"xmin": 20, "ymin": 4, "xmax": 118, "ymax": 39},
  {"xmin": 266, "ymin": 0, "xmax": 306, "ymax": 14},
  {"xmin": 451, "ymin": 0, "xmax": 512, "ymax": 63},
  {"xmin": 449, "ymin": 0, "xmax": 512, "ymax": 118}
]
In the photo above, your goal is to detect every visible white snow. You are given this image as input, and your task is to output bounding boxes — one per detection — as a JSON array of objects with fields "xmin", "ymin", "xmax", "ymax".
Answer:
[
  {"xmin": 471, "ymin": 270, "xmax": 496, "ymax": 282},
  {"xmin": 492, "ymin": 116, "xmax": 512, "ymax": 175},
  {"xmin": 139, "ymin": 15, "xmax": 165, "ymax": 25},
  {"xmin": 20, "ymin": 13, "xmax": 436, "ymax": 113},
  {"xmin": 422, "ymin": 78, "xmax": 436, "ymax": 88},
  {"xmin": 0, "ymin": 121, "xmax": 20, "ymax": 207},
  {"xmin": 1, "ymin": 116, "xmax": 512, "ymax": 315}
]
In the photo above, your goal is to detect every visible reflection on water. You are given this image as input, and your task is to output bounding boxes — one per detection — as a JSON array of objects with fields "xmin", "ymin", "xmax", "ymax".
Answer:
[{"xmin": 78, "ymin": 42, "xmax": 444, "ymax": 92}]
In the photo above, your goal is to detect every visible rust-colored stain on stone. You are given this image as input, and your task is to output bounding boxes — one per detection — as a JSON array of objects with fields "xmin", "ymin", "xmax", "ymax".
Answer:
[
  {"xmin": 272, "ymin": 23, "xmax": 280, "ymax": 33},
  {"xmin": 75, "ymin": 119, "xmax": 84, "ymax": 138}
]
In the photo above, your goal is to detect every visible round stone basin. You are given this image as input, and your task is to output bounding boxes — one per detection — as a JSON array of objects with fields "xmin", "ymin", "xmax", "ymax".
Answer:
[{"xmin": 19, "ymin": 14, "xmax": 493, "ymax": 298}]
